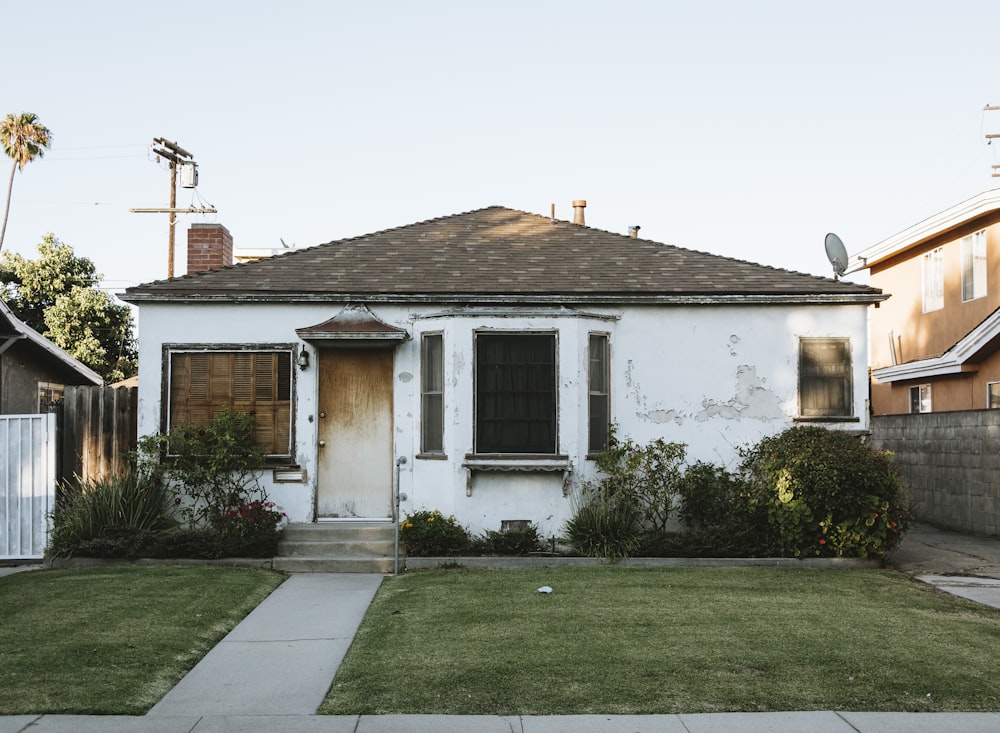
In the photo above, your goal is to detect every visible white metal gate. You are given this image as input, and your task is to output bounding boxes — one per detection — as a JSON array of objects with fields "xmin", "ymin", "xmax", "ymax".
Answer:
[{"xmin": 0, "ymin": 413, "xmax": 56, "ymax": 559}]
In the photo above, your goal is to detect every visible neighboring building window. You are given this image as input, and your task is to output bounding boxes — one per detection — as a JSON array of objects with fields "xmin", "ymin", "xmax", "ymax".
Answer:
[
  {"xmin": 588, "ymin": 333, "xmax": 610, "ymax": 453},
  {"xmin": 988, "ymin": 382, "xmax": 1000, "ymax": 409},
  {"xmin": 962, "ymin": 229, "xmax": 988, "ymax": 302},
  {"xmin": 420, "ymin": 333, "xmax": 444, "ymax": 453},
  {"xmin": 168, "ymin": 350, "xmax": 292, "ymax": 457},
  {"xmin": 909, "ymin": 384, "xmax": 932, "ymax": 414},
  {"xmin": 922, "ymin": 247, "xmax": 944, "ymax": 312},
  {"xmin": 798, "ymin": 338, "xmax": 852, "ymax": 417},
  {"xmin": 37, "ymin": 382, "xmax": 64, "ymax": 412},
  {"xmin": 475, "ymin": 332, "xmax": 556, "ymax": 454}
]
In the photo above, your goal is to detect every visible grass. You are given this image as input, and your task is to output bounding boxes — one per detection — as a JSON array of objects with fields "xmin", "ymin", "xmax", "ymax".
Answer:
[
  {"xmin": 0, "ymin": 565, "xmax": 285, "ymax": 715},
  {"xmin": 321, "ymin": 566, "xmax": 1000, "ymax": 715}
]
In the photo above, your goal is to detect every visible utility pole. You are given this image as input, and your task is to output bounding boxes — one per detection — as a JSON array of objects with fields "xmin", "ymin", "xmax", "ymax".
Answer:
[
  {"xmin": 131, "ymin": 137, "xmax": 217, "ymax": 277},
  {"xmin": 984, "ymin": 105, "xmax": 1000, "ymax": 178}
]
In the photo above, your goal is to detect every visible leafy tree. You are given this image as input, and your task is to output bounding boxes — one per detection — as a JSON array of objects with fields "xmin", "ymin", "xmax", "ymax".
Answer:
[
  {"xmin": 0, "ymin": 234, "xmax": 137, "ymax": 382},
  {"xmin": 1, "ymin": 112, "xmax": 52, "ymax": 252}
]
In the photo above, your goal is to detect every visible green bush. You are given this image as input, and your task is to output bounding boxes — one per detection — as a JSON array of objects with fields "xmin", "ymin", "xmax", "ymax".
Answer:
[
  {"xmin": 593, "ymin": 429, "xmax": 687, "ymax": 533},
  {"xmin": 739, "ymin": 426, "xmax": 910, "ymax": 558},
  {"xmin": 400, "ymin": 510, "xmax": 469, "ymax": 556},
  {"xmin": 48, "ymin": 465, "xmax": 172, "ymax": 558},
  {"xmin": 564, "ymin": 488, "xmax": 642, "ymax": 562},
  {"xmin": 675, "ymin": 461, "xmax": 771, "ymax": 556},
  {"xmin": 471, "ymin": 524, "xmax": 545, "ymax": 556},
  {"xmin": 138, "ymin": 409, "xmax": 268, "ymax": 530}
]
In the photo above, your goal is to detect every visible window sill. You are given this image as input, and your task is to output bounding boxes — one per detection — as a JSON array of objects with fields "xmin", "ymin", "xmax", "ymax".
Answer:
[
  {"xmin": 461, "ymin": 454, "xmax": 573, "ymax": 496},
  {"xmin": 416, "ymin": 452, "xmax": 448, "ymax": 460}
]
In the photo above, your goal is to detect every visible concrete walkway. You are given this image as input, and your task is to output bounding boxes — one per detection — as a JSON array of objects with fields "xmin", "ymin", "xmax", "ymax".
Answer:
[{"xmin": 4, "ymin": 523, "xmax": 1000, "ymax": 731}]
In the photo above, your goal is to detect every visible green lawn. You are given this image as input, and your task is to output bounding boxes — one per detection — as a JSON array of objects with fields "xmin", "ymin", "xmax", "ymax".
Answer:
[
  {"xmin": 0, "ymin": 565, "xmax": 285, "ymax": 715},
  {"xmin": 321, "ymin": 566, "xmax": 1000, "ymax": 715}
]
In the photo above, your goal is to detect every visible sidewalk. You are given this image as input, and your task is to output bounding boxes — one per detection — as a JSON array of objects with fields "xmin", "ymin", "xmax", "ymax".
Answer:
[{"xmin": 4, "ymin": 523, "xmax": 1000, "ymax": 731}]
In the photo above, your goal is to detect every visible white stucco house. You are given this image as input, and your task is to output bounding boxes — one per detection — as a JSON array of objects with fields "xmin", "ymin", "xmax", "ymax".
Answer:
[{"xmin": 122, "ymin": 204, "xmax": 885, "ymax": 538}]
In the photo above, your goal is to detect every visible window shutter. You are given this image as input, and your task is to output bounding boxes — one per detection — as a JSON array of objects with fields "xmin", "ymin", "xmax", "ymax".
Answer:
[
  {"xmin": 799, "ymin": 339, "xmax": 851, "ymax": 417},
  {"xmin": 168, "ymin": 350, "xmax": 293, "ymax": 456}
]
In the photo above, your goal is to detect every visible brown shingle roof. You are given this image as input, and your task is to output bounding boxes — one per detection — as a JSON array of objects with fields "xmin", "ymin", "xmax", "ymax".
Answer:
[{"xmin": 123, "ymin": 206, "xmax": 884, "ymax": 305}]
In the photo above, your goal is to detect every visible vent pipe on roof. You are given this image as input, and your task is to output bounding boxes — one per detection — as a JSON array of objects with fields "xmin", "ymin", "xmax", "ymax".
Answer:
[
  {"xmin": 629, "ymin": 225, "xmax": 641, "ymax": 238},
  {"xmin": 572, "ymin": 199, "xmax": 587, "ymax": 225}
]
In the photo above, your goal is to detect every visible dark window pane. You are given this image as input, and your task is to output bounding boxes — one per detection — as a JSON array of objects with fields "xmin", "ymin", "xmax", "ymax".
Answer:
[{"xmin": 476, "ymin": 334, "xmax": 556, "ymax": 453}]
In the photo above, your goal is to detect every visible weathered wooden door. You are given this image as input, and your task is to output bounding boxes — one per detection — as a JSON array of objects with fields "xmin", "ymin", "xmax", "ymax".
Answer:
[{"xmin": 316, "ymin": 348, "xmax": 393, "ymax": 519}]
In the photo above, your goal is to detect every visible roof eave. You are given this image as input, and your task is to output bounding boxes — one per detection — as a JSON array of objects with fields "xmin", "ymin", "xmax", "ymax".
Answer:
[
  {"xmin": 121, "ymin": 291, "xmax": 886, "ymax": 306},
  {"xmin": 847, "ymin": 188, "xmax": 1000, "ymax": 273},
  {"xmin": 872, "ymin": 308, "xmax": 1000, "ymax": 384}
]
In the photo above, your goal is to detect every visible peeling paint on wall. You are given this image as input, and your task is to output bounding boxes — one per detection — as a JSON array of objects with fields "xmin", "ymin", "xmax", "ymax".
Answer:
[
  {"xmin": 639, "ymin": 408, "xmax": 684, "ymax": 425},
  {"xmin": 695, "ymin": 365, "xmax": 784, "ymax": 422},
  {"xmin": 729, "ymin": 334, "xmax": 740, "ymax": 356},
  {"xmin": 398, "ymin": 371, "xmax": 413, "ymax": 383}
]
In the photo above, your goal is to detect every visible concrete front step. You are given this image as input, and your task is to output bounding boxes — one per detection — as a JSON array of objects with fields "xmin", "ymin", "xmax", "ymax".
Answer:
[
  {"xmin": 278, "ymin": 539, "xmax": 396, "ymax": 557},
  {"xmin": 276, "ymin": 522, "xmax": 401, "ymax": 573}
]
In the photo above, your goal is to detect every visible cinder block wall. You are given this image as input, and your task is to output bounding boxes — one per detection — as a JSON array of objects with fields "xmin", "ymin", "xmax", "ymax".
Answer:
[{"xmin": 870, "ymin": 411, "xmax": 1000, "ymax": 537}]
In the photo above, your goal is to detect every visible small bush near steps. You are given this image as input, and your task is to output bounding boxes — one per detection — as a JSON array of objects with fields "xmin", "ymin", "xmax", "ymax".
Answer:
[{"xmin": 400, "ymin": 510, "xmax": 470, "ymax": 556}]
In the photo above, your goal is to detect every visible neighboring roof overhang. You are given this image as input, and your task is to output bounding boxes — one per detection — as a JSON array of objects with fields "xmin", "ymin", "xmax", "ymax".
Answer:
[
  {"xmin": 847, "ymin": 188, "xmax": 1000, "ymax": 274},
  {"xmin": 0, "ymin": 300, "xmax": 103, "ymax": 384},
  {"xmin": 872, "ymin": 307, "xmax": 1000, "ymax": 384},
  {"xmin": 295, "ymin": 303, "xmax": 410, "ymax": 346}
]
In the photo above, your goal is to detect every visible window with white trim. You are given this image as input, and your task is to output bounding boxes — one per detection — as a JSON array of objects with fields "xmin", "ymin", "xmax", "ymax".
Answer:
[
  {"xmin": 474, "ymin": 332, "xmax": 556, "ymax": 454},
  {"xmin": 922, "ymin": 247, "xmax": 944, "ymax": 313},
  {"xmin": 988, "ymin": 382, "xmax": 1000, "ymax": 409},
  {"xmin": 909, "ymin": 384, "xmax": 931, "ymax": 414},
  {"xmin": 37, "ymin": 382, "xmax": 64, "ymax": 412},
  {"xmin": 961, "ymin": 229, "xmax": 987, "ymax": 302},
  {"xmin": 420, "ymin": 333, "xmax": 444, "ymax": 453},
  {"xmin": 167, "ymin": 349, "xmax": 293, "ymax": 457},
  {"xmin": 588, "ymin": 333, "xmax": 610, "ymax": 453},
  {"xmin": 798, "ymin": 338, "xmax": 852, "ymax": 418}
]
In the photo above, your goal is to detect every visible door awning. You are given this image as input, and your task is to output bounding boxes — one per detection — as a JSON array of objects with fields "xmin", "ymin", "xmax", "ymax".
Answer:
[{"xmin": 295, "ymin": 304, "xmax": 410, "ymax": 346}]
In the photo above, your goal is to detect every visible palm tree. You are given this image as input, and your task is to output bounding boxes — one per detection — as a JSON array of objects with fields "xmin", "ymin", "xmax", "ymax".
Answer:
[{"xmin": 0, "ymin": 112, "xmax": 52, "ymax": 252}]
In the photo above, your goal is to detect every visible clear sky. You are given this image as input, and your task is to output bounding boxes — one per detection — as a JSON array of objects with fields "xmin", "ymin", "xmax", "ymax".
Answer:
[{"xmin": 4, "ymin": 0, "xmax": 1000, "ymax": 292}]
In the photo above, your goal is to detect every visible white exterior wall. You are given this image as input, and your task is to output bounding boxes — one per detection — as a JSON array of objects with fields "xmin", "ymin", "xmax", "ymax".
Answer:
[{"xmin": 135, "ymin": 300, "xmax": 870, "ymax": 538}]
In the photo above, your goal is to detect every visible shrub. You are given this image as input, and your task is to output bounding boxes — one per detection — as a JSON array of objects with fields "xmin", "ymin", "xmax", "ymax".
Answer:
[
  {"xmin": 48, "ymin": 465, "xmax": 172, "ymax": 558},
  {"xmin": 593, "ymin": 429, "xmax": 687, "ymax": 533},
  {"xmin": 471, "ymin": 524, "xmax": 545, "ymax": 556},
  {"xmin": 137, "ymin": 409, "xmax": 268, "ymax": 530},
  {"xmin": 739, "ymin": 426, "xmax": 910, "ymax": 558},
  {"xmin": 675, "ymin": 461, "xmax": 771, "ymax": 557},
  {"xmin": 146, "ymin": 527, "xmax": 226, "ymax": 559},
  {"xmin": 400, "ymin": 510, "xmax": 469, "ymax": 556},
  {"xmin": 215, "ymin": 500, "xmax": 288, "ymax": 557},
  {"xmin": 564, "ymin": 488, "xmax": 642, "ymax": 562}
]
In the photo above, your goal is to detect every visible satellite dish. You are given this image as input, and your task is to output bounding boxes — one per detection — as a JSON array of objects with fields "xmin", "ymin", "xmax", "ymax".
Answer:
[{"xmin": 825, "ymin": 232, "xmax": 849, "ymax": 279}]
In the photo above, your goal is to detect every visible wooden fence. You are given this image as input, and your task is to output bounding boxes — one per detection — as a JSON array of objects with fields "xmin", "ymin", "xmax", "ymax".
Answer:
[{"xmin": 58, "ymin": 385, "xmax": 138, "ymax": 486}]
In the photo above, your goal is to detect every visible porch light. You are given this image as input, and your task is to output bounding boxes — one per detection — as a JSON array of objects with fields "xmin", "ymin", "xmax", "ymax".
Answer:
[{"xmin": 297, "ymin": 349, "xmax": 310, "ymax": 370}]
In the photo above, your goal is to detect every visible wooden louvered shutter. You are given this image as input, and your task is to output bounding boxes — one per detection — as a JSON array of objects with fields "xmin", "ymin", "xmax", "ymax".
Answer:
[
  {"xmin": 168, "ymin": 350, "xmax": 293, "ymax": 456},
  {"xmin": 799, "ymin": 339, "xmax": 852, "ymax": 418}
]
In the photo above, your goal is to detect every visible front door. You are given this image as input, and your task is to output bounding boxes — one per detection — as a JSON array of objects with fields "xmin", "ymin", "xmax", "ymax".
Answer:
[{"xmin": 316, "ymin": 348, "xmax": 394, "ymax": 519}]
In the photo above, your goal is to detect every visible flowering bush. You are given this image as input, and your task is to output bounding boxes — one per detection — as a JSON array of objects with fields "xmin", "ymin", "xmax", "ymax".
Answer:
[
  {"xmin": 739, "ymin": 426, "xmax": 911, "ymax": 558},
  {"xmin": 215, "ymin": 500, "xmax": 288, "ymax": 557},
  {"xmin": 400, "ymin": 509, "xmax": 469, "ymax": 556}
]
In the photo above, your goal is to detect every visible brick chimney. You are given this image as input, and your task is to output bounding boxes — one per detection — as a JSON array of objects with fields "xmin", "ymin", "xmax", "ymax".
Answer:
[{"xmin": 187, "ymin": 223, "xmax": 233, "ymax": 274}]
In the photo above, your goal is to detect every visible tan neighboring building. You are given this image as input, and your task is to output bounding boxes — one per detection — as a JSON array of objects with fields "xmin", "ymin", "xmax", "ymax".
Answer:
[{"xmin": 849, "ymin": 189, "xmax": 1000, "ymax": 415}]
